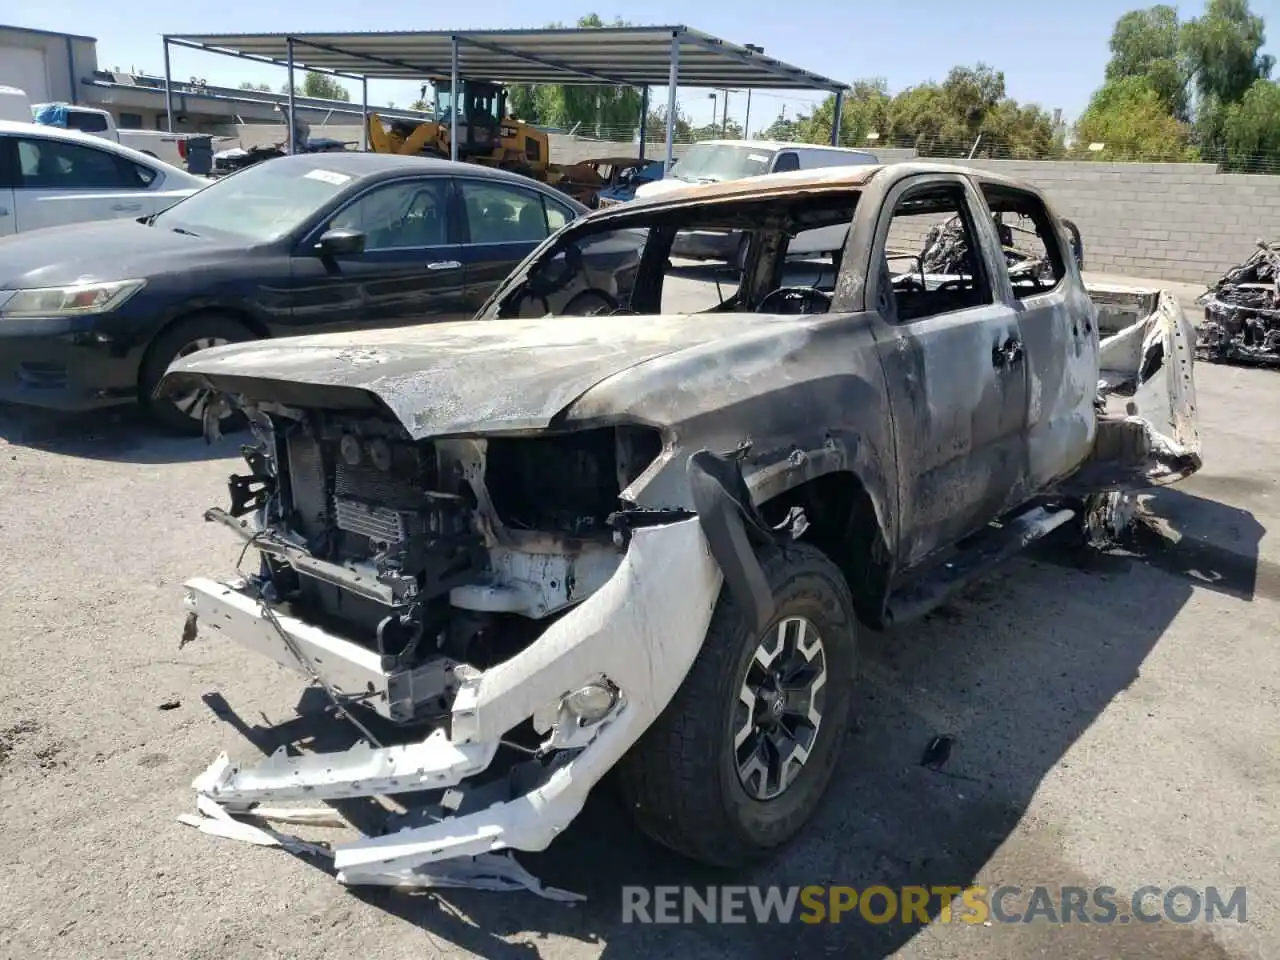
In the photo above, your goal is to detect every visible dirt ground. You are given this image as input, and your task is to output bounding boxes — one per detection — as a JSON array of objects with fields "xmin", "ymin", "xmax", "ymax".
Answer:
[{"xmin": 0, "ymin": 324, "xmax": 1276, "ymax": 959}]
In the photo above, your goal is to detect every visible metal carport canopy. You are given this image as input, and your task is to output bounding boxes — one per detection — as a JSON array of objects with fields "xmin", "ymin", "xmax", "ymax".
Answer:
[
  {"xmin": 164, "ymin": 26, "xmax": 846, "ymax": 90},
  {"xmin": 163, "ymin": 26, "xmax": 849, "ymax": 166}
]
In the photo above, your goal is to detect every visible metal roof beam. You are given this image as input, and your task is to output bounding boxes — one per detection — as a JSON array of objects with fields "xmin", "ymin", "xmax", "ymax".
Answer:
[
  {"xmin": 681, "ymin": 33, "xmax": 845, "ymax": 92},
  {"xmin": 164, "ymin": 37, "xmax": 364, "ymax": 81},
  {"xmin": 287, "ymin": 37, "xmax": 449, "ymax": 79},
  {"xmin": 453, "ymin": 34, "xmax": 632, "ymax": 86}
]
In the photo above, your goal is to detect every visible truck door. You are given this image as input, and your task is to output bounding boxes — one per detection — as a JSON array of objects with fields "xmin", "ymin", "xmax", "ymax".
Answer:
[
  {"xmin": 868, "ymin": 173, "xmax": 1030, "ymax": 567},
  {"xmin": 978, "ymin": 181, "xmax": 1099, "ymax": 491}
]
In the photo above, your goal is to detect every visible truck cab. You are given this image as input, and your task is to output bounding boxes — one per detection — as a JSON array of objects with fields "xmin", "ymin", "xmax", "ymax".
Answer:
[{"xmin": 30, "ymin": 102, "xmax": 198, "ymax": 171}]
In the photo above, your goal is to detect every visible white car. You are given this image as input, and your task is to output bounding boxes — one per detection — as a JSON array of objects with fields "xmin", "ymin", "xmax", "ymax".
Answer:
[{"xmin": 0, "ymin": 120, "xmax": 207, "ymax": 236}]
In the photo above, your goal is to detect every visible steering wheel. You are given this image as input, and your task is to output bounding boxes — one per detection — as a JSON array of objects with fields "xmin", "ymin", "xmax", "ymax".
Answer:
[{"xmin": 756, "ymin": 286, "xmax": 833, "ymax": 315}]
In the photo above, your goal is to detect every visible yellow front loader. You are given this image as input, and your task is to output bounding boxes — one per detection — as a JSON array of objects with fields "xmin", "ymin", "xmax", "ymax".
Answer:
[{"xmin": 366, "ymin": 79, "xmax": 557, "ymax": 182}]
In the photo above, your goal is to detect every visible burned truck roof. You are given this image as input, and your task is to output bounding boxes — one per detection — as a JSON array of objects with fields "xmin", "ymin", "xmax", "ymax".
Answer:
[{"xmin": 592, "ymin": 160, "xmax": 1060, "ymax": 212}]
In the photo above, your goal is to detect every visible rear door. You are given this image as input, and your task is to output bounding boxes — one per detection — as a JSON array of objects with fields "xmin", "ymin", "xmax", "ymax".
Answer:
[
  {"xmin": 11, "ymin": 134, "xmax": 164, "ymax": 231},
  {"xmin": 868, "ymin": 172, "xmax": 1030, "ymax": 567},
  {"xmin": 286, "ymin": 174, "xmax": 471, "ymax": 334},
  {"xmin": 456, "ymin": 176, "xmax": 577, "ymax": 312},
  {"xmin": 978, "ymin": 180, "xmax": 1098, "ymax": 489}
]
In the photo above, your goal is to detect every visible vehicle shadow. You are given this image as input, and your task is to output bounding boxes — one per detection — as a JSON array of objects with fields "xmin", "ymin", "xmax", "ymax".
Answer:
[
  {"xmin": 198, "ymin": 487, "xmax": 1262, "ymax": 959},
  {"xmin": 0, "ymin": 403, "xmax": 242, "ymax": 464}
]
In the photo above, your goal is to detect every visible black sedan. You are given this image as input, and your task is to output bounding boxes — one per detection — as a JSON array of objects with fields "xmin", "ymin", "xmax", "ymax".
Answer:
[{"xmin": 0, "ymin": 152, "xmax": 628, "ymax": 432}]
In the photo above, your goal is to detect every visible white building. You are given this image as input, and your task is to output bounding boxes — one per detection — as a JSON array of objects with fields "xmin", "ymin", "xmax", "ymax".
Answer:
[{"xmin": 0, "ymin": 23, "xmax": 432, "ymax": 135}]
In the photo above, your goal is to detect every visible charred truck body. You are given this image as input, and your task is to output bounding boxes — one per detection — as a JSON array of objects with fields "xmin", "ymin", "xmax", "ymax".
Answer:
[
  {"xmin": 1198, "ymin": 239, "xmax": 1280, "ymax": 368},
  {"xmin": 163, "ymin": 162, "xmax": 1202, "ymax": 893}
]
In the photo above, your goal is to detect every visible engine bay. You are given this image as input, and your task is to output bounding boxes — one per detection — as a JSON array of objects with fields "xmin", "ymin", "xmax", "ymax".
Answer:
[{"xmin": 203, "ymin": 404, "xmax": 668, "ymax": 725}]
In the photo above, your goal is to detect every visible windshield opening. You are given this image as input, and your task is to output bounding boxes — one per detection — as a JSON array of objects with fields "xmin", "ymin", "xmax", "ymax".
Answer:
[
  {"xmin": 152, "ymin": 160, "xmax": 355, "ymax": 243},
  {"xmin": 672, "ymin": 144, "xmax": 774, "ymax": 184},
  {"xmin": 484, "ymin": 188, "xmax": 861, "ymax": 321}
]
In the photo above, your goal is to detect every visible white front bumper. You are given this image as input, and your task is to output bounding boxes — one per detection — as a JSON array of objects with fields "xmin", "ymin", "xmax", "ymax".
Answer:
[{"xmin": 184, "ymin": 517, "xmax": 724, "ymax": 888}]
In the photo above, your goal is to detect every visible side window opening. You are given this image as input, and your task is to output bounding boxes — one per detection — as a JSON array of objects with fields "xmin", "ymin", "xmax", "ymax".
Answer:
[
  {"xmin": 460, "ymin": 179, "xmax": 550, "ymax": 244},
  {"xmin": 772, "ymin": 151, "xmax": 800, "ymax": 173},
  {"xmin": 883, "ymin": 182, "xmax": 994, "ymax": 323},
  {"xmin": 327, "ymin": 179, "xmax": 450, "ymax": 251},
  {"xmin": 980, "ymin": 184, "xmax": 1068, "ymax": 298},
  {"xmin": 493, "ymin": 191, "xmax": 860, "ymax": 321},
  {"xmin": 542, "ymin": 196, "xmax": 572, "ymax": 233},
  {"xmin": 15, "ymin": 138, "xmax": 131, "ymax": 190},
  {"xmin": 64, "ymin": 110, "xmax": 111, "ymax": 134},
  {"xmin": 131, "ymin": 162, "xmax": 157, "ymax": 187}
]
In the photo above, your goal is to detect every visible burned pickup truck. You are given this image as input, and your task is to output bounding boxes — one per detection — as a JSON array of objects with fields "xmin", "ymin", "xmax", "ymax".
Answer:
[{"xmin": 162, "ymin": 162, "xmax": 1201, "ymax": 895}]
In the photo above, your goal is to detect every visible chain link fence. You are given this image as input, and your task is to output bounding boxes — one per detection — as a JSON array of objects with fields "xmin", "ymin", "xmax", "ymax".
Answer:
[{"xmin": 560, "ymin": 123, "xmax": 1280, "ymax": 174}]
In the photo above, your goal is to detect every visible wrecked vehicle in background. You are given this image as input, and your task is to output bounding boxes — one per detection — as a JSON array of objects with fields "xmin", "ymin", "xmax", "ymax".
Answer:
[
  {"xmin": 918, "ymin": 210, "xmax": 1085, "ymax": 279},
  {"xmin": 161, "ymin": 162, "xmax": 1201, "ymax": 897},
  {"xmin": 1196, "ymin": 239, "xmax": 1280, "ymax": 367}
]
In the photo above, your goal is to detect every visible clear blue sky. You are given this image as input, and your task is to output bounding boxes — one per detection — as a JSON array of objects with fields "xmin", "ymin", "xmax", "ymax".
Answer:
[{"xmin": 7, "ymin": 0, "xmax": 1278, "ymax": 131}]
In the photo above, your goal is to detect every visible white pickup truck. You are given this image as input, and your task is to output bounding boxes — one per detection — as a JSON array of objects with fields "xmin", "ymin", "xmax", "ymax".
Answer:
[
  {"xmin": 0, "ymin": 85, "xmax": 196, "ymax": 171},
  {"xmin": 32, "ymin": 103, "xmax": 195, "ymax": 170}
]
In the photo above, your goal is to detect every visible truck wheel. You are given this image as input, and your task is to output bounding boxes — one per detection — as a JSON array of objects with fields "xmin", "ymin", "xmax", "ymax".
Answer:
[
  {"xmin": 139, "ymin": 314, "xmax": 255, "ymax": 435},
  {"xmin": 616, "ymin": 541, "xmax": 857, "ymax": 867}
]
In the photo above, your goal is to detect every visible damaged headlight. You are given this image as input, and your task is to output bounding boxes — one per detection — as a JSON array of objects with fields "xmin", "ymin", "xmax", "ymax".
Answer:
[
  {"xmin": 563, "ymin": 681, "xmax": 619, "ymax": 725},
  {"xmin": 0, "ymin": 279, "xmax": 147, "ymax": 319}
]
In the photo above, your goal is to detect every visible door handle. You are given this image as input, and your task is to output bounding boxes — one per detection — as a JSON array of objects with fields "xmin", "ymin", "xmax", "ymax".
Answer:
[
  {"xmin": 0, "ymin": 207, "xmax": 9, "ymax": 216},
  {"xmin": 111, "ymin": 203, "xmax": 142, "ymax": 212},
  {"xmin": 992, "ymin": 336, "xmax": 1024, "ymax": 368},
  {"xmin": 426, "ymin": 260, "xmax": 461, "ymax": 270}
]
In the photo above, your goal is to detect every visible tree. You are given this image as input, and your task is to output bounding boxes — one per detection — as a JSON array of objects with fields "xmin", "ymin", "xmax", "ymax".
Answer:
[
  {"xmin": 795, "ymin": 78, "xmax": 890, "ymax": 146},
  {"xmin": 280, "ymin": 72, "xmax": 351, "ymax": 102},
  {"xmin": 505, "ymin": 14, "xmax": 643, "ymax": 134},
  {"xmin": 1072, "ymin": 75, "xmax": 1197, "ymax": 160},
  {"xmin": 1180, "ymin": 0, "xmax": 1274, "ymax": 156},
  {"xmin": 1181, "ymin": 0, "xmax": 1273, "ymax": 107},
  {"xmin": 690, "ymin": 119, "xmax": 745, "ymax": 141},
  {"xmin": 761, "ymin": 110, "xmax": 801, "ymax": 142},
  {"xmin": 1105, "ymin": 5, "xmax": 1189, "ymax": 118},
  {"xmin": 238, "ymin": 81, "xmax": 272, "ymax": 93},
  {"xmin": 1222, "ymin": 78, "xmax": 1280, "ymax": 170},
  {"xmin": 644, "ymin": 107, "xmax": 692, "ymax": 144}
]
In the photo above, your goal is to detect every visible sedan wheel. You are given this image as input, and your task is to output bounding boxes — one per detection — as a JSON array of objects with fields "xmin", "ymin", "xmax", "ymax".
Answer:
[
  {"xmin": 139, "ymin": 314, "xmax": 254, "ymax": 434},
  {"xmin": 167, "ymin": 336, "xmax": 229, "ymax": 422}
]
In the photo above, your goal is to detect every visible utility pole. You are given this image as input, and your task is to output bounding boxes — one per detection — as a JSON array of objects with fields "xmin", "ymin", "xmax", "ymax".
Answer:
[{"xmin": 743, "ymin": 46, "xmax": 763, "ymax": 140}]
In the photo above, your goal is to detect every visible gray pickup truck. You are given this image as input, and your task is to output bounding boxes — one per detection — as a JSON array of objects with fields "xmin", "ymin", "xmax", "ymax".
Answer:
[{"xmin": 162, "ymin": 161, "xmax": 1201, "ymax": 895}]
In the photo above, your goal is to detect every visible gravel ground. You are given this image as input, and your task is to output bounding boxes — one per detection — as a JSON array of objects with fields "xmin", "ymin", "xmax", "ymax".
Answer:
[{"xmin": 0, "ymin": 312, "xmax": 1276, "ymax": 959}]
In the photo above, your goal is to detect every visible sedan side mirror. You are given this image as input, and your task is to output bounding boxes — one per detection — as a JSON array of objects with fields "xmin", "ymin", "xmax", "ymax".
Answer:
[{"xmin": 315, "ymin": 227, "xmax": 365, "ymax": 257}]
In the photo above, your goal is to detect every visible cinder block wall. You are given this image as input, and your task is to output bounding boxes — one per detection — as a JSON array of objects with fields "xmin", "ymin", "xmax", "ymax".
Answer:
[
  {"xmin": 551, "ymin": 140, "xmax": 1277, "ymax": 285},
  {"xmin": 949, "ymin": 159, "xmax": 1273, "ymax": 285}
]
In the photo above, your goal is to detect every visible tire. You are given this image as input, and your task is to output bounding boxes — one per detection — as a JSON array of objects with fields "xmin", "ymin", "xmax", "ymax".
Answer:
[
  {"xmin": 616, "ymin": 541, "xmax": 857, "ymax": 867},
  {"xmin": 139, "ymin": 314, "xmax": 256, "ymax": 435},
  {"xmin": 562, "ymin": 290, "xmax": 616, "ymax": 316}
]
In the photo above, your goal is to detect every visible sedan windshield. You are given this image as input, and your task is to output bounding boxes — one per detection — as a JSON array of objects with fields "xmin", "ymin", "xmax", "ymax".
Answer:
[
  {"xmin": 152, "ymin": 161, "xmax": 357, "ymax": 242},
  {"xmin": 671, "ymin": 144, "xmax": 773, "ymax": 184}
]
